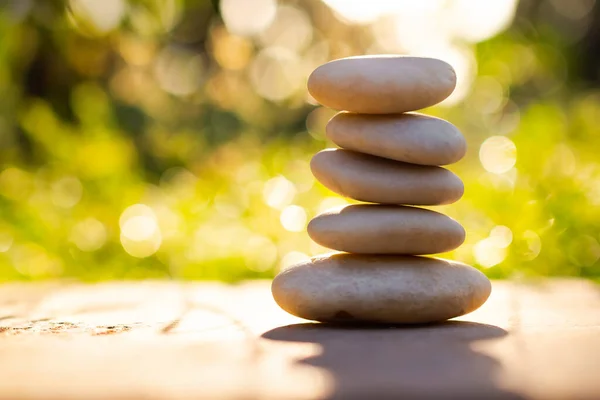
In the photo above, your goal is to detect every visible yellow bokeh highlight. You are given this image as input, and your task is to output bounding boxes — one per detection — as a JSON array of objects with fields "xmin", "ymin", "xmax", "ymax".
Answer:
[
  {"xmin": 51, "ymin": 176, "xmax": 83, "ymax": 209},
  {"xmin": 280, "ymin": 205, "xmax": 307, "ymax": 232},
  {"xmin": 119, "ymin": 204, "xmax": 162, "ymax": 258},
  {"xmin": 220, "ymin": 0, "xmax": 276, "ymax": 36},
  {"xmin": 473, "ymin": 225, "xmax": 514, "ymax": 268},
  {"xmin": 243, "ymin": 235, "xmax": 278, "ymax": 272},
  {"xmin": 479, "ymin": 136, "xmax": 517, "ymax": 174},
  {"xmin": 67, "ymin": 0, "xmax": 126, "ymax": 36},
  {"xmin": 473, "ymin": 238, "xmax": 507, "ymax": 268},
  {"xmin": 70, "ymin": 218, "xmax": 107, "ymax": 252},
  {"xmin": 489, "ymin": 225, "xmax": 513, "ymax": 248},
  {"xmin": 212, "ymin": 27, "xmax": 253, "ymax": 71},
  {"xmin": 263, "ymin": 176, "xmax": 297, "ymax": 210},
  {"xmin": 250, "ymin": 47, "xmax": 303, "ymax": 101},
  {"xmin": 258, "ymin": 5, "xmax": 313, "ymax": 53},
  {"xmin": 11, "ymin": 243, "xmax": 63, "ymax": 278},
  {"xmin": 3, "ymin": 0, "xmax": 598, "ymax": 282},
  {"xmin": 118, "ymin": 34, "xmax": 157, "ymax": 66}
]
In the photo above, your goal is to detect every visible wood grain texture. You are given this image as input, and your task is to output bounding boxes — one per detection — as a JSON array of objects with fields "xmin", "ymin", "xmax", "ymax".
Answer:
[{"xmin": 0, "ymin": 279, "xmax": 598, "ymax": 399}]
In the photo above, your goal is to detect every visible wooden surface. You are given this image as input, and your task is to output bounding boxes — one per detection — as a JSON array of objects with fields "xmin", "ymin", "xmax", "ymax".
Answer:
[{"xmin": 0, "ymin": 280, "xmax": 598, "ymax": 400}]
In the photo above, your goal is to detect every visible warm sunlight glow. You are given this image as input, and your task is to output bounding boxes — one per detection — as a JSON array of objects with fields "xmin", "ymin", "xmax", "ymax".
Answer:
[
  {"xmin": 448, "ymin": 0, "xmax": 519, "ymax": 43},
  {"xmin": 321, "ymin": 0, "xmax": 396, "ymax": 24},
  {"xmin": 280, "ymin": 205, "xmax": 307, "ymax": 232},
  {"xmin": 212, "ymin": 28, "xmax": 253, "ymax": 71},
  {"xmin": 220, "ymin": 0, "xmax": 277, "ymax": 36},
  {"xmin": 317, "ymin": 197, "xmax": 349, "ymax": 214},
  {"xmin": 154, "ymin": 46, "xmax": 204, "ymax": 96},
  {"xmin": 416, "ymin": 43, "xmax": 476, "ymax": 106},
  {"xmin": 244, "ymin": 235, "xmax": 278, "ymax": 272},
  {"xmin": 250, "ymin": 47, "xmax": 303, "ymax": 101},
  {"xmin": 329, "ymin": 0, "xmax": 518, "ymax": 105},
  {"xmin": 489, "ymin": 225, "xmax": 513, "ymax": 248},
  {"xmin": 473, "ymin": 238, "xmax": 507, "ymax": 268},
  {"xmin": 259, "ymin": 5, "xmax": 313, "ymax": 53},
  {"xmin": 263, "ymin": 176, "xmax": 297, "ymax": 209},
  {"xmin": 280, "ymin": 251, "xmax": 310, "ymax": 270},
  {"xmin": 479, "ymin": 136, "xmax": 517, "ymax": 174},
  {"xmin": 121, "ymin": 216, "xmax": 158, "ymax": 241},
  {"xmin": 119, "ymin": 204, "xmax": 162, "ymax": 258},
  {"xmin": 68, "ymin": 0, "xmax": 125, "ymax": 34},
  {"xmin": 51, "ymin": 176, "xmax": 83, "ymax": 208}
]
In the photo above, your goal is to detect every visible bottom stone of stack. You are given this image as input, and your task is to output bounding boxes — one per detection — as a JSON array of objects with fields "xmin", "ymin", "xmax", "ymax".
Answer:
[{"xmin": 271, "ymin": 254, "xmax": 491, "ymax": 324}]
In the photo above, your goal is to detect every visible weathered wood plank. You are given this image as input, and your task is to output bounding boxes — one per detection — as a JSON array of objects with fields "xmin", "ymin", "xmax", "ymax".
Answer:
[{"xmin": 0, "ymin": 280, "xmax": 597, "ymax": 399}]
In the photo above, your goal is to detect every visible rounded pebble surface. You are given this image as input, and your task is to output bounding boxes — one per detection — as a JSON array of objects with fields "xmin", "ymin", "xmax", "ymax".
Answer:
[
  {"xmin": 326, "ymin": 112, "xmax": 466, "ymax": 166},
  {"xmin": 271, "ymin": 254, "xmax": 491, "ymax": 324},
  {"xmin": 307, "ymin": 55, "xmax": 456, "ymax": 114},
  {"xmin": 311, "ymin": 149, "xmax": 464, "ymax": 205},
  {"xmin": 308, "ymin": 205, "xmax": 465, "ymax": 254}
]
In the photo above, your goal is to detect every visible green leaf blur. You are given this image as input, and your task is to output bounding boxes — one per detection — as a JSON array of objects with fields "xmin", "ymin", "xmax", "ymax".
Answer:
[{"xmin": 0, "ymin": 0, "xmax": 599, "ymax": 281}]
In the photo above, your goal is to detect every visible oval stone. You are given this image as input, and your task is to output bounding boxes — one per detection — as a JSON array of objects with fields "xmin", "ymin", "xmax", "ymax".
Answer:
[
  {"xmin": 272, "ymin": 254, "xmax": 491, "ymax": 324},
  {"xmin": 308, "ymin": 205, "xmax": 465, "ymax": 254},
  {"xmin": 307, "ymin": 56, "xmax": 456, "ymax": 114},
  {"xmin": 326, "ymin": 112, "xmax": 466, "ymax": 166},
  {"xmin": 311, "ymin": 149, "xmax": 463, "ymax": 205}
]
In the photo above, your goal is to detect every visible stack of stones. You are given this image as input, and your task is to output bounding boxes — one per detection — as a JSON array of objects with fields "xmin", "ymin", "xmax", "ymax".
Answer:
[{"xmin": 272, "ymin": 56, "xmax": 491, "ymax": 324}]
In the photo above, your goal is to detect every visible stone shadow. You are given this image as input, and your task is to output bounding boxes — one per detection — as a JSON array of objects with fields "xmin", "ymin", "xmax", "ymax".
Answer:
[{"xmin": 262, "ymin": 321, "xmax": 525, "ymax": 400}]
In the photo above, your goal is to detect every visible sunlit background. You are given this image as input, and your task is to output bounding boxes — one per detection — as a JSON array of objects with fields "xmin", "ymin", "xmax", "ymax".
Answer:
[{"xmin": 0, "ymin": 0, "xmax": 599, "ymax": 281}]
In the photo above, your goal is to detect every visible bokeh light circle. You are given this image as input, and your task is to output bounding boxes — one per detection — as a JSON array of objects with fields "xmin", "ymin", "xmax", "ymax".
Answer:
[{"xmin": 479, "ymin": 136, "xmax": 517, "ymax": 174}]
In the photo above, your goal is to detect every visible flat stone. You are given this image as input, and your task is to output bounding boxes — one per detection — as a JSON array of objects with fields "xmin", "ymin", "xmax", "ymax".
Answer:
[
  {"xmin": 271, "ymin": 254, "xmax": 491, "ymax": 324},
  {"xmin": 326, "ymin": 112, "xmax": 466, "ymax": 166},
  {"xmin": 307, "ymin": 55, "xmax": 456, "ymax": 114},
  {"xmin": 311, "ymin": 149, "xmax": 463, "ymax": 205},
  {"xmin": 308, "ymin": 205, "xmax": 465, "ymax": 254}
]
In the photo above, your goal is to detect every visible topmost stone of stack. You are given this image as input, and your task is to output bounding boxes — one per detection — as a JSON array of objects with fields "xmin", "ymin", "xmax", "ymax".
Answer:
[{"xmin": 308, "ymin": 55, "xmax": 456, "ymax": 114}]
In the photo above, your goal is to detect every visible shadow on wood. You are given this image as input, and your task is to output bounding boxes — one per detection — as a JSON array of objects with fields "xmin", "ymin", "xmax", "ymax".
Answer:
[{"xmin": 262, "ymin": 321, "xmax": 525, "ymax": 400}]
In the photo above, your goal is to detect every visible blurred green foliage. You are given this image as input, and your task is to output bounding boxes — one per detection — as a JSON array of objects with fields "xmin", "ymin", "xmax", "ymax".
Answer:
[{"xmin": 0, "ymin": 0, "xmax": 599, "ymax": 281}]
